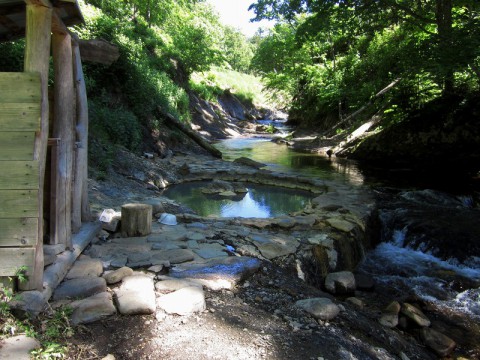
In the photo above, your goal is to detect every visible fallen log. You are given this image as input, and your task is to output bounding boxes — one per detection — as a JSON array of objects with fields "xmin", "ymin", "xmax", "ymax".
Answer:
[
  {"xmin": 161, "ymin": 110, "xmax": 222, "ymax": 158},
  {"xmin": 329, "ymin": 78, "xmax": 401, "ymax": 133}
]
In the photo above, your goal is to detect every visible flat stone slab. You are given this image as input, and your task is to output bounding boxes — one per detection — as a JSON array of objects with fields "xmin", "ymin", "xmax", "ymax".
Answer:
[
  {"xmin": 0, "ymin": 335, "xmax": 40, "ymax": 360},
  {"xmin": 157, "ymin": 286, "xmax": 206, "ymax": 315},
  {"xmin": 326, "ymin": 217, "xmax": 356, "ymax": 233},
  {"xmin": 54, "ymin": 277, "xmax": 107, "ymax": 301},
  {"xmin": 70, "ymin": 292, "xmax": 116, "ymax": 325},
  {"xmin": 114, "ymin": 275, "xmax": 156, "ymax": 315},
  {"xmin": 296, "ymin": 297, "xmax": 340, "ymax": 321},
  {"xmin": 65, "ymin": 257, "xmax": 103, "ymax": 279},
  {"xmin": 170, "ymin": 256, "xmax": 261, "ymax": 290},
  {"xmin": 248, "ymin": 233, "xmax": 299, "ymax": 259},
  {"xmin": 186, "ymin": 232, "xmax": 206, "ymax": 241},
  {"xmin": 151, "ymin": 249, "xmax": 195, "ymax": 264},
  {"xmin": 193, "ymin": 243, "xmax": 228, "ymax": 259}
]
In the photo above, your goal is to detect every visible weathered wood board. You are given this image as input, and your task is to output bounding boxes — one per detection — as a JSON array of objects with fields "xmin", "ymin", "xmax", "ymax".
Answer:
[
  {"xmin": 0, "ymin": 218, "xmax": 38, "ymax": 247},
  {"xmin": 0, "ymin": 248, "xmax": 35, "ymax": 277},
  {"xmin": 0, "ymin": 160, "xmax": 38, "ymax": 190},
  {"xmin": 0, "ymin": 72, "xmax": 41, "ymax": 103},
  {"xmin": 0, "ymin": 103, "xmax": 41, "ymax": 130},
  {"xmin": 0, "ymin": 190, "xmax": 38, "ymax": 218},
  {"xmin": 0, "ymin": 132, "xmax": 36, "ymax": 160}
]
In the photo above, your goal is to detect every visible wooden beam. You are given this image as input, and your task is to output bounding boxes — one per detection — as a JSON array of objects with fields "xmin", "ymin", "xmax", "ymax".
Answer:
[
  {"xmin": 51, "ymin": 30, "xmax": 74, "ymax": 248},
  {"xmin": 51, "ymin": 8, "xmax": 67, "ymax": 35},
  {"xmin": 22, "ymin": 2, "xmax": 52, "ymax": 291},
  {"xmin": 71, "ymin": 32, "xmax": 91, "ymax": 229},
  {"xmin": 25, "ymin": 0, "xmax": 52, "ymax": 8}
]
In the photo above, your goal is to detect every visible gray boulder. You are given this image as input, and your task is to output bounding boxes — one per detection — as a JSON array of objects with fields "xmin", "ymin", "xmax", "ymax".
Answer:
[{"xmin": 295, "ymin": 297, "xmax": 340, "ymax": 321}]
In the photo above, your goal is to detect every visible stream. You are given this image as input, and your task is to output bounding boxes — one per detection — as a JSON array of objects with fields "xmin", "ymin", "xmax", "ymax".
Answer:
[
  {"xmin": 165, "ymin": 122, "xmax": 480, "ymax": 356},
  {"xmin": 214, "ymin": 131, "xmax": 480, "ymax": 328}
]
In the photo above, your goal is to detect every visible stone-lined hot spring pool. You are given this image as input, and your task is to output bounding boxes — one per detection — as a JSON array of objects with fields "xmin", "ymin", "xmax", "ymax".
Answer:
[{"xmin": 160, "ymin": 181, "xmax": 314, "ymax": 218}]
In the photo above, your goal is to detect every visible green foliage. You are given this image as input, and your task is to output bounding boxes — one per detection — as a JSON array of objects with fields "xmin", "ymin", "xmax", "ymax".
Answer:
[
  {"xmin": 0, "ymin": 40, "xmax": 25, "ymax": 72},
  {"xmin": 89, "ymin": 99, "xmax": 141, "ymax": 151},
  {"xmin": 191, "ymin": 67, "xmax": 270, "ymax": 107},
  {"xmin": 250, "ymin": 0, "xmax": 480, "ymax": 132}
]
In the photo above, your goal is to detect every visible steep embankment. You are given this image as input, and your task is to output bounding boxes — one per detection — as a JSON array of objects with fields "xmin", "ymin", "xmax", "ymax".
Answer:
[{"xmin": 345, "ymin": 94, "xmax": 480, "ymax": 175}]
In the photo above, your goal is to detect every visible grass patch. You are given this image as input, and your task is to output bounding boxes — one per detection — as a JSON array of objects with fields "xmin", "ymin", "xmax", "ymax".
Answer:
[{"xmin": 190, "ymin": 67, "xmax": 271, "ymax": 107}]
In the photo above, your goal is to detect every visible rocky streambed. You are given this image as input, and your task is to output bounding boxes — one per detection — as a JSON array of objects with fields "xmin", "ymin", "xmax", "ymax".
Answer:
[{"xmin": 7, "ymin": 145, "xmax": 479, "ymax": 360}]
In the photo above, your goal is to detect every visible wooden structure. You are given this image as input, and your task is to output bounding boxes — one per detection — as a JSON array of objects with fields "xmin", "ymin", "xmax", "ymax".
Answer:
[
  {"xmin": 0, "ymin": 0, "xmax": 90, "ymax": 291},
  {"xmin": 121, "ymin": 204, "xmax": 153, "ymax": 237}
]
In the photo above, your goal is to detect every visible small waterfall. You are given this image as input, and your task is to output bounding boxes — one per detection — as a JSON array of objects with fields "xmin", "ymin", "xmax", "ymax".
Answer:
[{"xmin": 359, "ymin": 188, "xmax": 480, "ymax": 318}]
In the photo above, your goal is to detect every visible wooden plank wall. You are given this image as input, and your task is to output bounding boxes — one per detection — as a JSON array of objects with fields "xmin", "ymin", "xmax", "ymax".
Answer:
[{"xmin": 0, "ymin": 72, "xmax": 41, "ymax": 279}]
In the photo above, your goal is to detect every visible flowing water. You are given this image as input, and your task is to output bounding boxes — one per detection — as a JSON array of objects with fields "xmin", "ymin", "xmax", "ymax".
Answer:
[{"xmin": 214, "ymin": 133, "xmax": 480, "ymax": 329}]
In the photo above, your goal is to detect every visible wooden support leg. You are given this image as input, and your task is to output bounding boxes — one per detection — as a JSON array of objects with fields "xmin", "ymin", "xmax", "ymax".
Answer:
[
  {"xmin": 52, "ymin": 31, "xmax": 75, "ymax": 248},
  {"xmin": 20, "ymin": 3, "xmax": 52, "ymax": 291}
]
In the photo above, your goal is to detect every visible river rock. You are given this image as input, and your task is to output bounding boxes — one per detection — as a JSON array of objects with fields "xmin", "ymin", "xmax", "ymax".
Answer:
[
  {"xmin": 325, "ymin": 271, "xmax": 356, "ymax": 294},
  {"xmin": 0, "ymin": 334, "xmax": 40, "ymax": 360},
  {"xmin": 142, "ymin": 198, "xmax": 165, "ymax": 214},
  {"xmin": 157, "ymin": 286, "xmax": 206, "ymax": 315},
  {"xmin": 70, "ymin": 292, "xmax": 116, "ymax": 325},
  {"xmin": 420, "ymin": 327, "xmax": 456, "ymax": 357},
  {"xmin": 65, "ymin": 257, "xmax": 103, "ymax": 279},
  {"xmin": 53, "ymin": 277, "xmax": 107, "ymax": 300},
  {"xmin": 170, "ymin": 256, "xmax": 261, "ymax": 290},
  {"xmin": 114, "ymin": 275, "xmax": 156, "ymax": 315},
  {"xmin": 103, "ymin": 266, "xmax": 134, "ymax": 284},
  {"xmin": 401, "ymin": 303, "xmax": 431, "ymax": 327},
  {"xmin": 295, "ymin": 298, "xmax": 340, "ymax": 321},
  {"xmin": 379, "ymin": 301, "xmax": 401, "ymax": 328},
  {"xmin": 346, "ymin": 297, "xmax": 364, "ymax": 309}
]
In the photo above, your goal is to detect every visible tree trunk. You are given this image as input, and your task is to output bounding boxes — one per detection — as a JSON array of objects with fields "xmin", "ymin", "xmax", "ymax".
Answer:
[
  {"xmin": 121, "ymin": 203, "xmax": 152, "ymax": 237},
  {"xmin": 436, "ymin": 0, "xmax": 454, "ymax": 95}
]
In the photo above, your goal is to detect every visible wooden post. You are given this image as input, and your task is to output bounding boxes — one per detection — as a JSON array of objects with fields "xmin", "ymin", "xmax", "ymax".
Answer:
[
  {"xmin": 121, "ymin": 204, "xmax": 153, "ymax": 237},
  {"xmin": 71, "ymin": 33, "xmax": 91, "ymax": 228},
  {"xmin": 21, "ymin": 1, "xmax": 52, "ymax": 291},
  {"xmin": 51, "ymin": 31, "xmax": 75, "ymax": 248}
]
